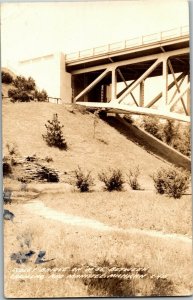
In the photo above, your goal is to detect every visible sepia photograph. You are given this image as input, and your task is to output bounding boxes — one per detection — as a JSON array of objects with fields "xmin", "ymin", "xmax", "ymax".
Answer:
[{"xmin": 1, "ymin": 0, "xmax": 192, "ymax": 297}]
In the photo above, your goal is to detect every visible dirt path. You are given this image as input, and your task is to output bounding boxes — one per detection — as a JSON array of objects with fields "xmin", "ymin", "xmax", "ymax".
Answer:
[{"xmin": 25, "ymin": 200, "xmax": 192, "ymax": 244}]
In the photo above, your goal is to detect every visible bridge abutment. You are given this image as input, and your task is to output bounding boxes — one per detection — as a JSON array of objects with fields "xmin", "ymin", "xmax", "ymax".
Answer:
[{"xmin": 19, "ymin": 52, "xmax": 72, "ymax": 103}]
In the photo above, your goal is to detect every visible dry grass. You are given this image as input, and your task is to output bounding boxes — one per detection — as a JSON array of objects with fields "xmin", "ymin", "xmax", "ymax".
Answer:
[
  {"xmin": 3, "ymin": 102, "xmax": 169, "ymax": 189},
  {"xmin": 3, "ymin": 189, "xmax": 192, "ymax": 297},
  {"xmin": 40, "ymin": 190, "xmax": 192, "ymax": 236}
]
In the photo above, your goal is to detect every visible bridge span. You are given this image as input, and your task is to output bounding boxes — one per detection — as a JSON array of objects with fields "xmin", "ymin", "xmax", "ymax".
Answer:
[{"xmin": 19, "ymin": 26, "xmax": 190, "ymax": 122}]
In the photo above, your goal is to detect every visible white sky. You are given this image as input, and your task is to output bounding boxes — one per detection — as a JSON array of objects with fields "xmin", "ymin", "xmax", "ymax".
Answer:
[{"xmin": 1, "ymin": 0, "xmax": 189, "ymax": 67}]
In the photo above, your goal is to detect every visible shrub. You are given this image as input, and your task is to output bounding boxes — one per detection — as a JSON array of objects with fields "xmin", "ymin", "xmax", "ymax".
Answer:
[
  {"xmin": 8, "ymin": 75, "xmax": 49, "ymax": 103},
  {"xmin": 71, "ymin": 167, "xmax": 94, "ymax": 192},
  {"xmin": 142, "ymin": 116, "xmax": 163, "ymax": 140},
  {"xmin": 152, "ymin": 166, "xmax": 190, "ymax": 198},
  {"xmin": 8, "ymin": 89, "xmax": 31, "ymax": 102},
  {"xmin": 163, "ymin": 120, "xmax": 178, "ymax": 146},
  {"xmin": 172, "ymin": 125, "xmax": 191, "ymax": 157},
  {"xmin": 142, "ymin": 118, "xmax": 191, "ymax": 157},
  {"xmin": 13, "ymin": 76, "xmax": 36, "ymax": 91},
  {"xmin": 8, "ymin": 88, "xmax": 17, "ymax": 99},
  {"xmin": 3, "ymin": 162, "xmax": 12, "ymax": 177},
  {"xmin": 42, "ymin": 113, "xmax": 67, "ymax": 150},
  {"xmin": 2, "ymin": 71, "xmax": 13, "ymax": 84},
  {"xmin": 18, "ymin": 91, "xmax": 32, "ymax": 102},
  {"xmin": 127, "ymin": 166, "xmax": 141, "ymax": 190},
  {"xmin": 34, "ymin": 89, "xmax": 48, "ymax": 102},
  {"xmin": 98, "ymin": 168, "xmax": 124, "ymax": 191},
  {"xmin": 25, "ymin": 77, "xmax": 36, "ymax": 91}
]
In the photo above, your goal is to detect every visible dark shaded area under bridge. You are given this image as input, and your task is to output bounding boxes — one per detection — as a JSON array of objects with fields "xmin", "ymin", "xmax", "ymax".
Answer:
[
  {"xmin": 103, "ymin": 115, "xmax": 191, "ymax": 171},
  {"xmin": 71, "ymin": 55, "xmax": 189, "ymax": 84}
]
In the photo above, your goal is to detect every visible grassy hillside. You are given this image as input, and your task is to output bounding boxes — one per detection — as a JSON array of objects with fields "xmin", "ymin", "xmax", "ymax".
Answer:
[
  {"xmin": 3, "ymin": 100, "xmax": 192, "ymax": 297},
  {"xmin": 3, "ymin": 102, "xmax": 169, "ymax": 188}
]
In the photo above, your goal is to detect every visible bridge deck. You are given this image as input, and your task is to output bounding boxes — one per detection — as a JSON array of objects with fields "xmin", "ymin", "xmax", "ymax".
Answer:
[{"xmin": 66, "ymin": 26, "xmax": 189, "ymax": 72}]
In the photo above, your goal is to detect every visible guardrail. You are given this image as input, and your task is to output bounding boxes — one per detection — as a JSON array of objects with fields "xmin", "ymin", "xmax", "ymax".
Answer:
[
  {"xmin": 48, "ymin": 97, "xmax": 62, "ymax": 104},
  {"xmin": 66, "ymin": 25, "xmax": 189, "ymax": 62}
]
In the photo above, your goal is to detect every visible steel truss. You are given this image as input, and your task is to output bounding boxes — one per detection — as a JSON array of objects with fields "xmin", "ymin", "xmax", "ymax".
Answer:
[{"xmin": 73, "ymin": 47, "xmax": 190, "ymax": 122}]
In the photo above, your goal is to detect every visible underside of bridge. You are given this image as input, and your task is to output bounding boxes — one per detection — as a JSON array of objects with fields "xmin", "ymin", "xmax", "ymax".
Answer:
[{"xmin": 66, "ymin": 35, "xmax": 190, "ymax": 122}]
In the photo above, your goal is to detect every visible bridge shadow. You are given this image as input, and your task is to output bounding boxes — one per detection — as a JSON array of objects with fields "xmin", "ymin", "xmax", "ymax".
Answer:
[
  {"xmin": 103, "ymin": 115, "xmax": 166, "ymax": 163},
  {"xmin": 102, "ymin": 115, "xmax": 191, "ymax": 170}
]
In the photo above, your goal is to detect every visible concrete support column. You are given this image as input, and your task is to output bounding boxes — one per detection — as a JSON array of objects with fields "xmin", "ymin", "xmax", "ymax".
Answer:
[
  {"xmin": 161, "ymin": 59, "xmax": 168, "ymax": 110},
  {"xmin": 60, "ymin": 52, "xmax": 72, "ymax": 103},
  {"xmin": 111, "ymin": 68, "xmax": 117, "ymax": 101},
  {"xmin": 187, "ymin": 74, "xmax": 191, "ymax": 115},
  {"xmin": 139, "ymin": 80, "xmax": 145, "ymax": 107},
  {"xmin": 71, "ymin": 77, "xmax": 75, "ymax": 103},
  {"xmin": 83, "ymin": 75, "xmax": 88, "ymax": 102}
]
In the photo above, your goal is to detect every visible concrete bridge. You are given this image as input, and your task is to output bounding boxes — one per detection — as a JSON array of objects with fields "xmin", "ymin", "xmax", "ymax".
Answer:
[{"xmin": 19, "ymin": 26, "xmax": 190, "ymax": 122}]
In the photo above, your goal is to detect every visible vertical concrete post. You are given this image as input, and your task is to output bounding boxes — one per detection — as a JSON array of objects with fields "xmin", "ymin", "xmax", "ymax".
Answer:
[
  {"xmin": 71, "ymin": 76, "xmax": 75, "ymax": 103},
  {"xmin": 186, "ymin": 74, "xmax": 191, "ymax": 115},
  {"xmin": 111, "ymin": 68, "xmax": 117, "ymax": 101},
  {"xmin": 83, "ymin": 75, "xmax": 88, "ymax": 102},
  {"xmin": 60, "ymin": 53, "xmax": 72, "ymax": 103},
  {"xmin": 161, "ymin": 58, "xmax": 168, "ymax": 110},
  {"xmin": 139, "ymin": 80, "xmax": 145, "ymax": 107}
]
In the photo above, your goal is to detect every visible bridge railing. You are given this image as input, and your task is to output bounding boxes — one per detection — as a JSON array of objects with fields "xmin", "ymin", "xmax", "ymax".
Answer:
[{"xmin": 66, "ymin": 25, "xmax": 189, "ymax": 62}]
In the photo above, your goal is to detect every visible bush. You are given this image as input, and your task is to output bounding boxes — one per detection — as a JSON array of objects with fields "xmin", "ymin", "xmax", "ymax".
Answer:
[
  {"xmin": 163, "ymin": 120, "xmax": 178, "ymax": 145},
  {"xmin": 127, "ymin": 166, "xmax": 141, "ymax": 190},
  {"xmin": 142, "ymin": 116, "xmax": 163, "ymax": 140},
  {"xmin": 71, "ymin": 167, "xmax": 94, "ymax": 192},
  {"xmin": 99, "ymin": 168, "xmax": 124, "ymax": 191},
  {"xmin": 2, "ymin": 71, "xmax": 13, "ymax": 84},
  {"xmin": 8, "ymin": 88, "xmax": 32, "ymax": 102},
  {"xmin": 8, "ymin": 75, "xmax": 49, "ymax": 103},
  {"xmin": 13, "ymin": 76, "xmax": 36, "ymax": 91},
  {"xmin": 42, "ymin": 113, "xmax": 67, "ymax": 150},
  {"xmin": 152, "ymin": 166, "xmax": 190, "ymax": 198},
  {"xmin": 3, "ymin": 162, "xmax": 12, "ymax": 177},
  {"xmin": 172, "ymin": 125, "xmax": 191, "ymax": 157},
  {"xmin": 4, "ymin": 73, "xmax": 49, "ymax": 104},
  {"xmin": 142, "ymin": 118, "xmax": 191, "ymax": 157},
  {"xmin": 34, "ymin": 89, "xmax": 48, "ymax": 102},
  {"xmin": 8, "ymin": 88, "xmax": 17, "ymax": 99}
]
